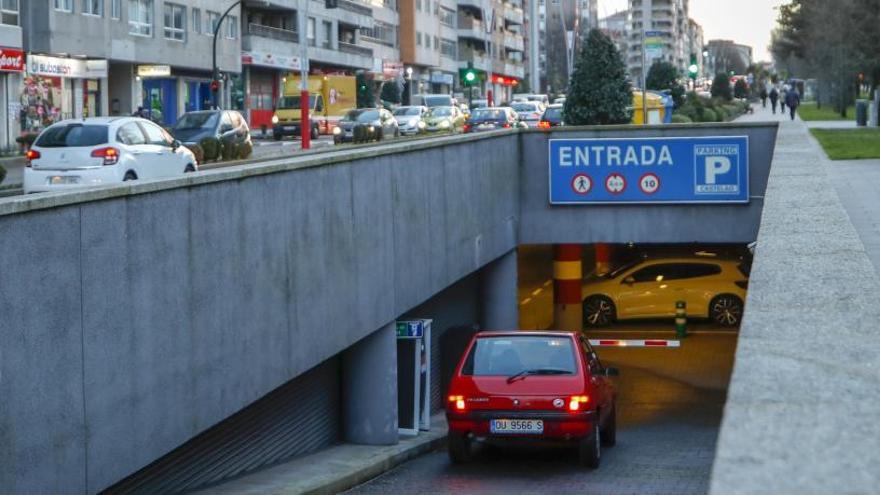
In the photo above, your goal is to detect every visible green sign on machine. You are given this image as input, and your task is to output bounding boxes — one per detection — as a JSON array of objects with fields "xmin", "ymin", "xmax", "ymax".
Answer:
[{"xmin": 396, "ymin": 320, "xmax": 425, "ymax": 338}]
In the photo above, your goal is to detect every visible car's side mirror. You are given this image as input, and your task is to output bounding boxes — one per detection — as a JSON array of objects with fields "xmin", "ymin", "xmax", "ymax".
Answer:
[
  {"xmin": 171, "ymin": 139, "xmax": 181, "ymax": 150},
  {"xmin": 623, "ymin": 276, "xmax": 635, "ymax": 285},
  {"xmin": 605, "ymin": 367, "xmax": 620, "ymax": 377}
]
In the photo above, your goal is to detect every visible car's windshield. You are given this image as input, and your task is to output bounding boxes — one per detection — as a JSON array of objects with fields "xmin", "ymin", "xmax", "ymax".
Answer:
[
  {"xmin": 277, "ymin": 95, "xmax": 318, "ymax": 109},
  {"xmin": 428, "ymin": 107, "xmax": 453, "ymax": 117},
  {"xmin": 35, "ymin": 124, "xmax": 108, "ymax": 147},
  {"xmin": 461, "ymin": 336, "xmax": 576, "ymax": 376},
  {"xmin": 424, "ymin": 95, "xmax": 452, "ymax": 107},
  {"xmin": 393, "ymin": 107, "xmax": 422, "ymax": 116},
  {"xmin": 355, "ymin": 110, "xmax": 380, "ymax": 122},
  {"xmin": 173, "ymin": 112, "xmax": 218, "ymax": 130},
  {"xmin": 471, "ymin": 109, "xmax": 506, "ymax": 120},
  {"xmin": 544, "ymin": 107, "xmax": 563, "ymax": 119},
  {"xmin": 511, "ymin": 103, "xmax": 537, "ymax": 112}
]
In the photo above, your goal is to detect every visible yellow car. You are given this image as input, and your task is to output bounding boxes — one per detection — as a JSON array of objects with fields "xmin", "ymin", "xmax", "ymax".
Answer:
[{"xmin": 581, "ymin": 257, "xmax": 749, "ymax": 327}]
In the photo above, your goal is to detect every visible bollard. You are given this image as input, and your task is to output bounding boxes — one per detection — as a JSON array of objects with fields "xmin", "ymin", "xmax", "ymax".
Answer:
[{"xmin": 675, "ymin": 300, "xmax": 687, "ymax": 338}]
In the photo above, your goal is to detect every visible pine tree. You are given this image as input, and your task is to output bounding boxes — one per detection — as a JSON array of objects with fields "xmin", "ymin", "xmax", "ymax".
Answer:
[
  {"xmin": 563, "ymin": 29, "xmax": 632, "ymax": 125},
  {"xmin": 646, "ymin": 60, "xmax": 685, "ymax": 108},
  {"xmin": 711, "ymin": 73, "xmax": 733, "ymax": 101}
]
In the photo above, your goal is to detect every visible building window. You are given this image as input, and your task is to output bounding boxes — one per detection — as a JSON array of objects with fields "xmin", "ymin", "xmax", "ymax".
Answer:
[
  {"xmin": 439, "ymin": 7, "xmax": 454, "ymax": 27},
  {"xmin": 191, "ymin": 7, "xmax": 200, "ymax": 33},
  {"xmin": 207, "ymin": 10, "xmax": 220, "ymax": 35},
  {"xmin": 307, "ymin": 17, "xmax": 315, "ymax": 46},
  {"xmin": 322, "ymin": 20, "xmax": 332, "ymax": 48},
  {"xmin": 110, "ymin": 0, "xmax": 121, "ymax": 19},
  {"xmin": 128, "ymin": 0, "xmax": 153, "ymax": 36},
  {"xmin": 226, "ymin": 15, "xmax": 237, "ymax": 39},
  {"xmin": 416, "ymin": 31, "xmax": 421, "ymax": 46},
  {"xmin": 359, "ymin": 20, "xmax": 396, "ymax": 47},
  {"xmin": 163, "ymin": 3, "xmax": 185, "ymax": 41},
  {"xmin": 440, "ymin": 38, "xmax": 456, "ymax": 58},
  {"xmin": 83, "ymin": 0, "xmax": 102, "ymax": 16},
  {"xmin": 54, "ymin": 0, "xmax": 73, "ymax": 12},
  {"xmin": 434, "ymin": 35, "xmax": 438, "ymax": 51},
  {"xmin": 416, "ymin": 0, "xmax": 420, "ymax": 11},
  {"xmin": 1, "ymin": 0, "xmax": 18, "ymax": 25}
]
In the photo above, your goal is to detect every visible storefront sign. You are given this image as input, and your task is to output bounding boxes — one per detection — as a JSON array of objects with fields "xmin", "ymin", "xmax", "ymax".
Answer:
[
  {"xmin": 0, "ymin": 47, "xmax": 24, "ymax": 72},
  {"xmin": 137, "ymin": 65, "xmax": 171, "ymax": 77},
  {"xmin": 549, "ymin": 137, "xmax": 750, "ymax": 204},
  {"xmin": 241, "ymin": 51, "xmax": 301, "ymax": 70},
  {"xmin": 430, "ymin": 72, "xmax": 454, "ymax": 85},
  {"xmin": 27, "ymin": 54, "xmax": 108, "ymax": 79}
]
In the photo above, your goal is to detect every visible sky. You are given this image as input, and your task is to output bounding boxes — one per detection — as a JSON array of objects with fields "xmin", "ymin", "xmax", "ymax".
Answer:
[{"xmin": 598, "ymin": 0, "xmax": 786, "ymax": 61}]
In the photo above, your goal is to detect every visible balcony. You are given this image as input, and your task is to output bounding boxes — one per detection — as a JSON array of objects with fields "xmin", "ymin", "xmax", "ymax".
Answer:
[
  {"xmin": 504, "ymin": 33, "xmax": 524, "ymax": 52},
  {"xmin": 458, "ymin": 48, "xmax": 491, "ymax": 71},
  {"xmin": 504, "ymin": 5, "xmax": 524, "ymax": 25},
  {"xmin": 246, "ymin": 23, "xmax": 298, "ymax": 43},
  {"xmin": 503, "ymin": 62, "xmax": 524, "ymax": 79},
  {"xmin": 339, "ymin": 41, "xmax": 373, "ymax": 57},
  {"xmin": 457, "ymin": 16, "xmax": 485, "ymax": 41},
  {"xmin": 458, "ymin": 0, "xmax": 486, "ymax": 10},
  {"xmin": 338, "ymin": 0, "xmax": 373, "ymax": 16}
]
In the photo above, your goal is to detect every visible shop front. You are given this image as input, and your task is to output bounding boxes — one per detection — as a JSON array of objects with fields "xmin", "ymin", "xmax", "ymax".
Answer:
[
  {"xmin": 137, "ymin": 64, "xmax": 213, "ymax": 127},
  {"xmin": 22, "ymin": 54, "xmax": 108, "ymax": 135},
  {"xmin": 430, "ymin": 71, "xmax": 454, "ymax": 95},
  {"xmin": 238, "ymin": 50, "xmax": 301, "ymax": 131},
  {"xmin": 0, "ymin": 46, "xmax": 24, "ymax": 151}
]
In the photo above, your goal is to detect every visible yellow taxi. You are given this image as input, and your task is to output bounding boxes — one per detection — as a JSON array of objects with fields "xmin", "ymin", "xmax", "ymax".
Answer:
[{"xmin": 581, "ymin": 256, "xmax": 749, "ymax": 327}]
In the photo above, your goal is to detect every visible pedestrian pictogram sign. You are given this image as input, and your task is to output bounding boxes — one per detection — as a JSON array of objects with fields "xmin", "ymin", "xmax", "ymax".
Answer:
[
  {"xmin": 640, "ymin": 172, "xmax": 660, "ymax": 194},
  {"xmin": 605, "ymin": 173, "xmax": 626, "ymax": 194},
  {"xmin": 571, "ymin": 173, "xmax": 592, "ymax": 195}
]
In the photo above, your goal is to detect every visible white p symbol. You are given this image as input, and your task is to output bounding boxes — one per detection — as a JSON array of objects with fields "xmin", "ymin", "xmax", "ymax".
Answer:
[{"xmin": 705, "ymin": 157, "xmax": 731, "ymax": 184}]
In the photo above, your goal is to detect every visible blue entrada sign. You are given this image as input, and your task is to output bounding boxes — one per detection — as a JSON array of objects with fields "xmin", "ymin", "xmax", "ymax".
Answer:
[{"xmin": 548, "ymin": 137, "xmax": 749, "ymax": 204}]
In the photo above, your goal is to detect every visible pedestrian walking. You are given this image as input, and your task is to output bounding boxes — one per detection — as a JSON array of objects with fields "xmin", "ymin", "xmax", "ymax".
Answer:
[
  {"xmin": 780, "ymin": 86, "xmax": 788, "ymax": 114},
  {"xmin": 785, "ymin": 87, "xmax": 801, "ymax": 120},
  {"xmin": 132, "ymin": 106, "xmax": 149, "ymax": 118},
  {"xmin": 760, "ymin": 87, "xmax": 768, "ymax": 108},
  {"xmin": 769, "ymin": 87, "xmax": 779, "ymax": 114}
]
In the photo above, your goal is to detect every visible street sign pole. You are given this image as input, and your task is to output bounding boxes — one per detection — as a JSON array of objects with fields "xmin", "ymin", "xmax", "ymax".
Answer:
[
  {"xmin": 299, "ymin": 0, "xmax": 311, "ymax": 150},
  {"xmin": 641, "ymin": 29, "xmax": 647, "ymax": 126}
]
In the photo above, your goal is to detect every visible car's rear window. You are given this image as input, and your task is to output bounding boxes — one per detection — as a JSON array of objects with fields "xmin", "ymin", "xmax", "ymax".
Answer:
[
  {"xmin": 36, "ymin": 124, "xmax": 108, "ymax": 147},
  {"xmin": 461, "ymin": 336, "xmax": 577, "ymax": 376},
  {"xmin": 544, "ymin": 107, "xmax": 563, "ymax": 119}
]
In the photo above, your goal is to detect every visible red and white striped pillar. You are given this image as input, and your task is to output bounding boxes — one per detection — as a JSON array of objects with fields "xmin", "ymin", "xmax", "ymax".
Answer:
[
  {"xmin": 553, "ymin": 244, "xmax": 582, "ymax": 332},
  {"xmin": 595, "ymin": 243, "xmax": 612, "ymax": 276}
]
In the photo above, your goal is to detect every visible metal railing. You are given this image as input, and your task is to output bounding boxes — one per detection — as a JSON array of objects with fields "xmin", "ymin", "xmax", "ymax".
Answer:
[
  {"xmin": 338, "ymin": 41, "xmax": 373, "ymax": 57},
  {"xmin": 247, "ymin": 22, "xmax": 298, "ymax": 43},
  {"xmin": 338, "ymin": 0, "xmax": 373, "ymax": 16}
]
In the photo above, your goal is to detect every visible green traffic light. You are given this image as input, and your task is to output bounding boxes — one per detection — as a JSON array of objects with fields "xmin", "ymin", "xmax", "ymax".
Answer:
[{"xmin": 465, "ymin": 71, "xmax": 476, "ymax": 83}]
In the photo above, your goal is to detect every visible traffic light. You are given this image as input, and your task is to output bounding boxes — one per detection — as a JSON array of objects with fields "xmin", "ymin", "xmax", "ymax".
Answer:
[
  {"xmin": 210, "ymin": 80, "xmax": 220, "ymax": 92},
  {"xmin": 459, "ymin": 67, "xmax": 478, "ymax": 86},
  {"xmin": 688, "ymin": 53, "xmax": 698, "ymax": 80}
]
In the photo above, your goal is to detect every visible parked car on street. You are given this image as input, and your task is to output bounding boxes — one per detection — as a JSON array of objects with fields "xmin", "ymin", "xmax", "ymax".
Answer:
[
  {"xmin": 581, "ymin": 256, "xmax": 749, "ymax": 327},
  {"xmin": 333, "ymin": 108, "xmax": 399, "ymax": 144},
  {"xmin": 446, "ymin": 331, "xmax": 618, "ymax": 468},
  {"xmin": 464, "ymin": 107, "xmax": 520, "ymax": 133},
  {"xmin": 424, "ymin": 106, "xmax": 466, "ymax": 133},
  {"xmin": 538, "ymin": 104, "xmax": 565, "ymax": 129},
  {"xmin": 24, "ymin": 117, "xmax": 197, "ymax": 194},
  {"xmin": 170, "ymin": 110, "xmax": 252, "ymax": 149},
  {"xmin": 392, "ymin": 106, "xmax": 428, "ymax": 136},
  {"xmin": 510, "ymin": 101, "xmax": 544, "ymax": 127}
]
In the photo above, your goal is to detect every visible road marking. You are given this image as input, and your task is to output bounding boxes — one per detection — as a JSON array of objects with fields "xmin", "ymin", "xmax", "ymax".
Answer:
[
  {"xmin": 531, "ymin": 288, "xmax": 542, "ymax": 296},
  {"xmin": 520, "ymin": 297, "xmax": 532, "ymax": 305}
]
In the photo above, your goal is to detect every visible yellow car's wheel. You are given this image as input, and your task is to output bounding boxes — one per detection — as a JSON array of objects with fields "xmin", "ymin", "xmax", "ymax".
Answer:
[
  {"xmin": 710, "ymin": 295, "xmax": 743, "ymax": 327},
  {"xmin": 584, "ymin": 296, "xmax": 616, "ymax": 327}
]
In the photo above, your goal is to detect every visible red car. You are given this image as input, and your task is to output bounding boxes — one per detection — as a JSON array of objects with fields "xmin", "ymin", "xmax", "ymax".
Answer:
[{"xmin": 446, "ymin": 331, "xmax": 618, "ymax": 468}]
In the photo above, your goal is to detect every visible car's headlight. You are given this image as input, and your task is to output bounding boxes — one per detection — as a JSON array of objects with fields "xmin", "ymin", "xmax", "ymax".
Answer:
[
  {"xmin": 417, "ymin": 121, "xmax": 426, "ymax": 129},
  {"xmin": 271, "ymin": 114, "xmax": 279, "ymax": 124},
  {"xmin": 367, "ymin": 125, "xmax": 375, "ymax": 132},
  {"xmin": 439, "ymin": 120, "xmax": 450, "ymax": 129},
  {"xmin": 332, "ymin": 126, "xmax": 341, "ymax": 135}
]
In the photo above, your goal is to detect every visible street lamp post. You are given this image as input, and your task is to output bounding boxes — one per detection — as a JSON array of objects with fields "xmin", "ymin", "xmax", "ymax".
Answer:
[
  {"xmin": 212, "ymin": 0, "xmax": 242, "ymax": 110},
  {"xmin": 405, "ymin": 67, "xmax": 413, "ymax": 106},
  {"xmin": 298, "ymin": 0, "xmax": 311, "ymax": 149}
]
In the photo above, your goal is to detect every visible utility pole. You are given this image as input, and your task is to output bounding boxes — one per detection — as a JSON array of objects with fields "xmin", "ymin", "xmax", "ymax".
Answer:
[
  {"xmin": 212, "ymin": 0, "xmax": 242, "ymax": 110},
  {"xmin": 298, "ymin": 0, "xmax": 311, "ymax": 149},
  {"xmin": 641, "ymin": 28, "xmax": 647, "ymax": 125}
]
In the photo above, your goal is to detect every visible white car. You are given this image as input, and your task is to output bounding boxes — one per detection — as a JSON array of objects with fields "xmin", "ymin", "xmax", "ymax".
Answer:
[
  {"xmin": 24, "ymin": 117, "xmax": 197, "ymax": 194},
  {"xmin": 392, "ymin": 105, "xmax": 428, "ymax": 136},
  {"xmin": 510, "ymin": 101, "xmax": 545, "ymax": 127}
]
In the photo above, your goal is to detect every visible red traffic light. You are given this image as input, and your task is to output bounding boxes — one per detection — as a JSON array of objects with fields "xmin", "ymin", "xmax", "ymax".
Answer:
[{"xmin": 210, "ymin": 80, "xmax": 220, "ymax": 92}]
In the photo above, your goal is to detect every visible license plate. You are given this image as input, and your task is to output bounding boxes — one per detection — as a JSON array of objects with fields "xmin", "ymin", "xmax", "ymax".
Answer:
[
  {"xmin": 479, "ymin": 124, "xmax": 495, "ymax": 129},
  {"xmin": 49, "ymin": 176, "xmax": 79, "ymax": 185},
  {"xmin": 490, "ymin": 419, "xmax": 544, "ymax": 434}
]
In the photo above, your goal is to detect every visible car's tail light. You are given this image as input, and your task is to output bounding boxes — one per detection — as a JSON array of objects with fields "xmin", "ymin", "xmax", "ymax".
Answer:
[
  {"xmin": 25, "ymin": 149, "xmax": 40, "ymax": 167},
  {"xmin": 735, "ymin": 280, "xmax": 749, "ymax": 289},
  {"xmin": 568, "ymin": 395, "xmax": 589, "ymax": 411},
  {"xmin": 91, "ymin": 147, "xmax": 119, "ymax": 165},
  {"xmin": 463, "ymin": 124, "xmax": 471, "ymax": 133},
  {"xmin": 502, "ymin": 122, "xmax": 511, "ymax": 128},
  {"xmin": 448, "ymin": 395, "xmax": 466, "ymax": 411},
  {"xmin": 538, "ymin": 121, "xmax": 551, "ymax": 129}
]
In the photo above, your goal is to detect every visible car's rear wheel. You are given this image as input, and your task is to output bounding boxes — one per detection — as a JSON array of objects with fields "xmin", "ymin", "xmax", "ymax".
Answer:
[
  {"xmin": 579, "ymin": 424, "xmax": 601, "ymax": 469},
  {"xmin": 311, "ymin": 125, "xmax": 319, "ymax": 140},
  {"xmin": 447, "ymin": 433, "xmax": 472, "ymax": 464},
  {"xmin": 600, "ymin": 405, "xmax": 617, "ymax": 447},
  {"xmin": 710, "ymin": 294, "xmax": 744, "ymax": 327},
  {"xmin": 123, "ymin": 171, "xmax": 137, "ymax": 181},
  {"xmin": 584, "ymin": 296, "xmax": 616, "ymax": 327},
  {"xmin": 184, "ymin": 164, "xmax": 195, "ymax": 173}
]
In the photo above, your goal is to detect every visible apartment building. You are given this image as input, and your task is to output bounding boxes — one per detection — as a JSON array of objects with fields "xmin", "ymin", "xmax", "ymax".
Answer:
[
  {"xmin": 687, "ymin": 17, "xmax": 704, "ymax": 78},
  {"xmin": 626, "ymin": 0, "xmax": 700, "ymax": 84},
  {"xmin": 1, "ymin": 0, "xmax": 23, "ymax": 151},
  {"xmin": 20, "ymin": 0, "xmax": 240, "ymax": 128},
  {"xmin": 599, "ymin": 9, "xmax": 628, "ymax": 66},
  {"xmin": 536, "ymin": 0, "xmax": 596, "ymax": 94}
]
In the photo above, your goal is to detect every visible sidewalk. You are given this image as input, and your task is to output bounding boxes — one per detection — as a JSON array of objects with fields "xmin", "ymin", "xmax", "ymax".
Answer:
[{"xmin": 193, "ymin": 415, "xmax": 447, "ymax": 495}]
